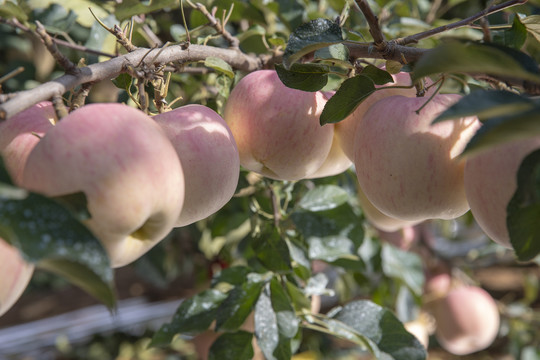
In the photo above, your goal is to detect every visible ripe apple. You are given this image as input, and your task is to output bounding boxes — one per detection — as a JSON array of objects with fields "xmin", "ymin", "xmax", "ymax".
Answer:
[
  {"xmin": 153, "ymin": 104, "xmax": 240, "ymax": 227},
  {"xmin": 377, "ymin": 224, "xmax": 419, "ymax": 250},
  {"xmin": 354, "ymin": 94, "xmax": 481, "ymax": 222},
  {"xmin": 0, "ymin": 101, "xmax": 56, "ymax": 185},
  {"xmin": 223, "ymin": 70, "xmax": 334, "ymax": 181},
  {"xmin": 357, "ymin": 185, "xmax": 420, "ymax": 232},
  {"xmin": 335, "ymin": 71, "xmax": 431, "ymax": 161},
  {"xmin": 21, "ymin": 103, "xmax": 185, "ymax": 268},
  {"xmin": 464, "ymin": 138, "xmax": 540, "ymax": 248},
  {"xmin": 432, "ymin": 285, "xmax": 500, "ymax": 355},
  {"xmin": 0, "ymin": 238, "xmax": 34, "ymax": 317}
]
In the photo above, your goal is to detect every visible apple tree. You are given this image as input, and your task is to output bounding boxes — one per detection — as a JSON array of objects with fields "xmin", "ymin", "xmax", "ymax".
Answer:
[{"xmin": 1, "ymin": 0, "xmax": 540, "ymax": 358}]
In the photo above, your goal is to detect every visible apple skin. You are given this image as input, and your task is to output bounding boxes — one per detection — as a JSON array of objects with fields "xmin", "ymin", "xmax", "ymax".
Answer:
[
  {"xmin": 21, "ymin": 103, "xmax": 185, "ymax": 268},
  {"xmin": 377, "ymin": 224, "xmax": 419, "ymax": 250},
  {"xmin": 153, "ymin": 104, "xmax": 240, "ymax": 227},
  {"xmin": 335, "ymin": 72, "xmax": 426, "ymax": 162},
  {"xmin": 464, "ymin": 138, "xmax": 540, "ymax": 248},
  {"xmin": 0, "ymin": 238, "xmax": 34, "ymax": 317},
  {"xmin": 354, "ymin": 94, "xmax": 481, "ymax": 222},
  {"xmin": 432, "ymin": 285, "xmax": 500, "ymax": 355},
  {"xmin": 0, "ymin": 101, "xmax": 56, "ymax": 185},
  {"xmin": 223, "ymin": 70, "xmax": 334, "ymax": 181}
]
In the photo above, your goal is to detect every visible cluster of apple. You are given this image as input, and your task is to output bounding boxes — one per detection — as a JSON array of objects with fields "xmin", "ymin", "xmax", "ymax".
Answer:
[{"xmin": 0, "ymin": 100, "xmax": 240, "ymax": 315}]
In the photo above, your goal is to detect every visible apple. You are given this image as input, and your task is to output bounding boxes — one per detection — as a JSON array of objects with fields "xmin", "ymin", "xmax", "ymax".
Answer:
[
  {"xmin": 357, "ymin": 185, "xmax": 420, "ymax": 232},
  {"xmin": 354, "ymin": 94, "xmax": 481, "ymax": 222},
  {"xmin": 223, "ymin": 70, "xmax": 334, "ymax": 181},
  {"xmin": 432, "ymin": 285, "xmax": 500, "ymax": 355},
  {"xmin": 0, "ymin": 101, "xmax": 56, "ymax": 185},
  {"xmin": 335, "ymin": 71, "xmax": 431, "ymax": 161},
  {"xmin": 464, "ymin": 138, "xmax": 540, "ymax": 248},
  {"xmin": 21, "ymin": 103, "xmax": 185, "ymax": 268},
  {"xmin": 0, "ymin": 238, "xmax": 34, "ymax": 317},
  {"xmin": 153, "ymin": 105, "xmax": 240, "ymax": 227},
  {"xmin": 377, "ymin": 224, "xmax": 419, "ymax": 250}
]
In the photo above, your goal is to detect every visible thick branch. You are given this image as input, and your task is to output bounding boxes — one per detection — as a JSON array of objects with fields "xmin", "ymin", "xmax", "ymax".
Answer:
[
  {"xmin": 0, "ymin": 44, "xmax": 264, "ymax": 120},
  {"xmin": 395, "ymin": 0, "xmax": 528, "ymax": 46}
]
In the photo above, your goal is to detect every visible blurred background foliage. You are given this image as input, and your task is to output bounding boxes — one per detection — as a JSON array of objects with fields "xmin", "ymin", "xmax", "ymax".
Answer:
[{"xmin": 1, "ymin": 0, "xmax": 540, "ymax": 359}]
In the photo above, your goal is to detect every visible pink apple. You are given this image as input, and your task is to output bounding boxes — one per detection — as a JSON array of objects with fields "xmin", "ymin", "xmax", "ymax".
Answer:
[
  {"xmin": 223, "ymin": 70, "xmax": 334, "ymax": 181},
  {"xmin": 355, "ymin": 94, "xmax": 480, "ymax": 221},
  {"xmin": 0, "ymin": 101, "xmax": 56, "ymax": 185},
  {"xmin": 21, "ymin": 103, "xmax": 185, "ymax": 268},
  {"xmin": 432, "ymin": 285, "xmax": 500, "ymax": 355},
  {"xmin": 0, "ymin": 238, "xmax": 34, "ymax": 317},
  {"xmin": 335, "ymin": 71, "xmax": 430, "ymax": 161},
  {"xmin": 153, "ymin": 104, "xmax": 240, "ymax": 226},
  {"xmin": 464, "ymin": 138, "xmax": 540, "ymax": 248}
]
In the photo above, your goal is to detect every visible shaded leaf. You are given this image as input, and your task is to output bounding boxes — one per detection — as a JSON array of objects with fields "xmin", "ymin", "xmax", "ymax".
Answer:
[
  {"xmin": 112, "ymin": 73, "xmax": 133, "ymax": 91},
  {"xmin": 494, "ymin": 15, "xmax": 527, "ymax": 49},
  {"xmin": 433, "ymin": 90, "xmax": 535, "ymax": 122},
  {"xmin": 208, "ymin": 331, "xmax": 254, "ymax": 360},
  {"xmin": 150, "ymin": 289, "xmax": 228, "ymax": 346},
  {"xmin": 275, "ymin": 63, "xmax": 330, "ymax": 92},
  {"xmin": 0, "ymin": 2, "xmax": 28, "ymax": 22},
  {"xmin": 252, "ymin": 227, "xmax": 292, "ymax": 273},
  {"xmin": 270, "ymin": 278, "xmax": 299, "ymax": 338},
  {"xmin": 360, "ymin": 65, "xmax": 394, "ymax": 85},
  {"xmin": 381, "ymin": 244, "xmax": 424, "ymax": 296},
  {"xmin": 298, "ymin": 185, "xmax": 349, "ymax": 212},
  {"xmin": 215, "ymin": 274, "xmax": 266, "ymax": 331},
  {"xmin": 283, "ymin": 18, "xmax": 344, "ymax": 69},
  {"xmin": 320, "ymin": 75, "xmax": 376, "ymax": 125},
  {"xmin": 412, "ymin": 41, "xmax": 540, "ymax": 84},
  {"xmin": 314, "ymin": 44, "xmax": 350, "ymax": 64},
  {"xmin": 114, "ymin": 0, "xmax": 180, "ymax": 21},
  {"xmin": 507, "ymin": 149, "xmax": 540, "ymax": 261},
  {"xmin": 211, "ymin": 266, "xmax": 252, "ymax": 287},
  {"xmin": 333, "ymin": 300, "xmax": 427, "ymax": 360},
  {"xmin": 0, "ymin": 192, "xmax": 115, "ymax": 309}
]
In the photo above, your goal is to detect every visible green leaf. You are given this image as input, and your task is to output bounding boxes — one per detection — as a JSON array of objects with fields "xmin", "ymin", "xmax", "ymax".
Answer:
[
  {"xmin": 298, "ymin": 185, "xmax": 349, "ymax": 212},
  {"xmin": 211, "ymin": 266, "xmax": 252, "ymax": 287},
  {"xmin": 0, "ymin": 1, "xmax": 28, "ymax": 22},
  {"xmin": 360, "ymin": 65, "xmax": 395, "ymax": 85},
  {"xmin": 270, "ymin": 279, "xmax": 299, "ymax": 338},
  {"xmin": 112, "ymin": 73, "xmax": 133, "ymax": 91},
  {"xmin": 215, "ymin": 274, "xmax": 266, "ymax": 331},
  {"xmin": 319, "ymin": 317, "xmax": 378, "ymax": 354},
  {"xmin": 381, "ymin": 243, "xmax": 424, "ymax": 296},
  {"xmin": 494, "ymin": 15, "xmax": 527, "ymax": 49},
  {"xmin": 314, "ymin": 44, "xmax": 350, "ymax": 63},
  {"xmin": 333, "ymin": 300, "xmax": 427, "ymax": 360},
  {"xmin": 308, "ymin": 236, "xmax": 357, "ymax": 263},
  {"xmin": 252, "ymin": 227, "xmax": 292, "ymax": 273},
  {"xmin": 412, "ymin": 41, "xmax": 540, "ymax": 84},
  {"xmin": 462, "ymin": 105, "xmax": 540, "ymax": 157},
  {"xmin": 522, "ymin": 15, "xmax": 540, "ymax": 43},
  {"xmin": 283, "ymin": 18, "xmax": 344, "ymax": 69},
  {"xmin": 0, "ymin": 192, "xmax": 115, "ymax": 309},
  {"xmin": 275, "ymin": 63, "xmax": 330, "ymax": 92},
  {"xmin": 319, "ymin": 75, "xmax": 376, "ymax": 125},
  {"xmin": 285, "ymin": 281, "xmax": 311, "ymax": 312},
  {"xmin": 208, "ymin": 331, "xmax": 254, "ymax": 360},
  {"xmin": 150, "ymin": 289, "xmax": 228, "ymax": 347},
  {"xmin": 204, "ymin": 57, "xmax": 235, "ymax": 79},
  {"xmin": 507, "ymin": 149, "xmax": 540, "ymax": 261},
  {"xmin": 433, "ymin": 90, "xmax": 535, "ymax": 122},
  {"xmin": 114, "ymin": 0, "xmax": 180, "ymax": 21}
]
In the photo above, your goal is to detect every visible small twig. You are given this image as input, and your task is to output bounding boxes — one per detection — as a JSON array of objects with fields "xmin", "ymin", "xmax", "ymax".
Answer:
[
  {"xmin": 70, "ymin": 83, "xmax": 93, "ymax": 111},
  {"xmin": 479, "ymin": 17, "xmax": 492, "ymax": 43},
  {"xmin": 354, "ymin": 0, "xmax": 386, "ymax": 48},
  {"xmin": 35, "ymin": 21, "xmax": 79, "ymax": 75},
  {"xmin": 394, "ymin": 0, "xmax": 528, "ymax": 46},
  {"xmin": 0, "ymin": 67, "xmax": 24, "ymax": 85},
  {"xmin": 425, "ymin": 0, "xmax": 443, "ymax": 24},
  {"xmin": 89, "ymin": 7, "xmax": 137, "ymax": 52},
  {"xmin": 52, "ymin": 94, "xmax": 69, "ymax": 120},
  {"xmin": 189, "ymin": 2, "xmax": 240, "ymax": 48}
]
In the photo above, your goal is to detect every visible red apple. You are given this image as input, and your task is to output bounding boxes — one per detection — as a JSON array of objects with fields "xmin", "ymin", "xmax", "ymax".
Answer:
[
  {"xmin": 21, "ymin": 103, "xmax": 185, "ymax": 267},
  {"xmin": 464, "ymin": 138, "xmax": 540, "ymax": 248},
  {"xmin": 432, "ymin": 285, "xmax": 500, "ymax": 355},
  {"xmin": 0, "ymin": 101, "xmax": 56, "ymax": 185},
  {"xmin": 223, "ymin": 70, "xmax": 334, "ymax": 181},
  {"xmin": 355, "ymin": 94, "xmax": 480, "ymax": 222},
  {"xmin": 153, "ymin": 104, "xmax": 240, "ymax": 226},
  {"xmin": 0, "ymin": 238, "xmax": 34, "ymax": 317}
]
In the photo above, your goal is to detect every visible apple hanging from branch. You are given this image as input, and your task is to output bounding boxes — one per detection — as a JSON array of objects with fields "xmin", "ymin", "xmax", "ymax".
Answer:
[{"xmin": 0, "ymin": 238, "xmax": 34, "ymax": 317}]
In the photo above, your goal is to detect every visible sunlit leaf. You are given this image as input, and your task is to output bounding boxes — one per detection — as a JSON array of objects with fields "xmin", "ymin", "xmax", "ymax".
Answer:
[
  {"xmin": 381, "ymin": 244, "xmax": 424, "ymax": 296},
  {"xmin": 298, "ymin": 185, "xmax": 349, "ymax": 212},
  {"xmin": 205, "ymin": 57, "xmax": 235, "ymax": 78}
]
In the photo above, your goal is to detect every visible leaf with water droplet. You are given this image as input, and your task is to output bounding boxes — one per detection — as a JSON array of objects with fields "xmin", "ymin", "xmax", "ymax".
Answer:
[{"xmin": 0, "ymin": 192, "xmax": 115, "ymax": 309}]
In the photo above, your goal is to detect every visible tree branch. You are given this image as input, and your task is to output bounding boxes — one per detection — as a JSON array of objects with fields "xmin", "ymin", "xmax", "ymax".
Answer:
[
  {"xmin": 0, "ymin": 44, "xmax": 265, "ymax": 120},
  {"xmin": 394, "ymin": 0, "xmax": 528, "ymax": 46},
  {"xmin": 354, "ymin": 0, "xmax": 386, "ymax": 47}
]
